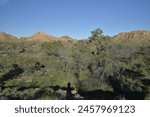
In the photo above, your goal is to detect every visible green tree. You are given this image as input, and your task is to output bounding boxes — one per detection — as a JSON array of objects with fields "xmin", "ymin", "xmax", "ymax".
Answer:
[{"xmin": 89, "ymin": 28, "xmax": 103, "ymax": 40}]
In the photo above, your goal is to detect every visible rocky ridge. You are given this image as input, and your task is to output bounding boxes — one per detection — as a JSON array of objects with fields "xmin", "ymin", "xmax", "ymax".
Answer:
[{"xmin": 0, "ymin": 32, "xmax": 74, "ymax": 42}]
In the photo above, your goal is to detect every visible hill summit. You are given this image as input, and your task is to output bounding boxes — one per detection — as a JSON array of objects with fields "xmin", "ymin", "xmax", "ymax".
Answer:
[{"xmin": 0, "ymin": 31, "xmax": 74, "ymax": 42}]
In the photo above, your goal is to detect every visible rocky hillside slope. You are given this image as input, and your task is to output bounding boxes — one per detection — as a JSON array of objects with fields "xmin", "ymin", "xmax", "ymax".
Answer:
[
  {"xmin": 0, "ymin": 30, "xmax": 150, "ymax": 100},
  {"xmin": 112, "ymin": 30, "xmax": 150, "ymax": 41},
  {"xmin": 0, "ymin": 32, "xmax": 18, "ymax": 42}
]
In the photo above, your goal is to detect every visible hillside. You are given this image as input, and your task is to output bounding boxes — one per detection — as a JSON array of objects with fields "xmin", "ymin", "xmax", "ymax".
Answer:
[
  {"xmin": 0, "ymin": 32, "xmax": 18, "ymax": 42},
  {"xmin": 113, "ymin": 30, "xmax": 150, "ymax": 42},
  {"xmin": 0, "ymin": 32, "xmax": 75, "ymax": 42},
  {"xmin": 0, "ymin": 30, "xmax": 150, "ymax": 100}
]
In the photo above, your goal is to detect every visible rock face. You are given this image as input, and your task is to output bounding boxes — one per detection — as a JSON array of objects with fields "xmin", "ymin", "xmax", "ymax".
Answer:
[
  {"xmin": 112, "ymin": 30, "xmax": 150, "ymax": 41},
  {"xmin": 0, "ymin": 32, "xmax": 18, "ymax": 42}
]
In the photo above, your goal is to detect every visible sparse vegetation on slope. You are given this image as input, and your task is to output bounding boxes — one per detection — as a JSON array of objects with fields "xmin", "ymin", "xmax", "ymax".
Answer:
[{"xmin": 0, "ymin": 29, "xmax": 150, "ymax": 100}]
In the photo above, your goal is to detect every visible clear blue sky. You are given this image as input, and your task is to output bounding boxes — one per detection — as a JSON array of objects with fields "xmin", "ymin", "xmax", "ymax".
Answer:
[{"xmin": 0, "ymin": 0, "xmax": 150, "ymax": 39}]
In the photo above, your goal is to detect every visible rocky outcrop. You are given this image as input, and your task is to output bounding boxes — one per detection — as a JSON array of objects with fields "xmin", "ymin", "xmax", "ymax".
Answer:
[{"xmin": 112, "ymin": 30, "xmax": 150, "ymax": 41}]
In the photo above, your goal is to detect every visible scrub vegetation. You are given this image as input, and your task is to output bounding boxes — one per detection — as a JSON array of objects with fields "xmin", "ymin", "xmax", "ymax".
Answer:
[{"xmin": 0, "ymin": 29, "xmax": 150, "ymax": 100}]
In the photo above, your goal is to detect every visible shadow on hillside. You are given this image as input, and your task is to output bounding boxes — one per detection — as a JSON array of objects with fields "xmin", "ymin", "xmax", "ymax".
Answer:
[
  {"xmin": 78, "ymin": 77, "xmax": 147, "ymax": 100},
  {"xmin": 13, "ymin": 82, "xmax": 75, "ymax": 100},
  {"xmin": 0, "ymin": 64, "xmax": 24, "ymax": 87},
  {"xmin": 49, "ymin": 82, "xmax": 75, "ymax": 100},
  {"xmin": 78, "ymin": 90, "xmax": 115, "ymax": 100},
  {"xmin": 78, "ymin": 90, "xmax": 145, "ymax": 100},
  {"xmin": 0, "ymin": 80, "xmax": 147, "ymax": 100}
]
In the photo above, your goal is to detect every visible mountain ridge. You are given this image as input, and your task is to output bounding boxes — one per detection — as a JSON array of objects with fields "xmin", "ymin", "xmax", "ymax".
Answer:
[
  {"xmin": 0, "ymin": 30, "xmax": 150, "ymax": 100},
  {"xmin": 0, "ymin": 30, "xmax": 150, "ymax": 42},
  {"xmin": 0, "ymin": 31, "xmax": 75, "ymax": 42},
  {"xmin": 112, "ymin": 30, "xmax": 150, "ymax": 41}
]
